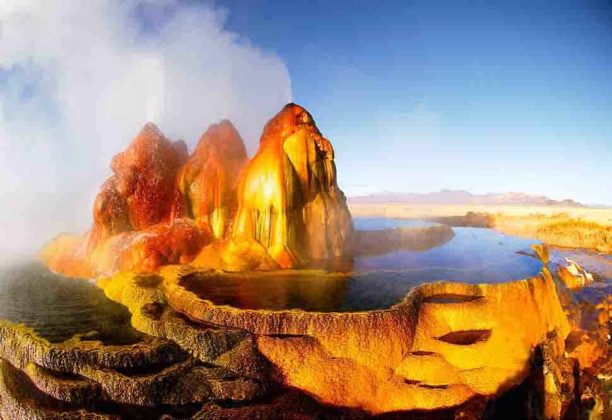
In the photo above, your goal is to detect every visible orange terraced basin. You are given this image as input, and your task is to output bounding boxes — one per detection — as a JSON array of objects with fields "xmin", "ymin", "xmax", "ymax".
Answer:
[{"xmin": 153, "ymin": 265, "xmax": 570, "ymax": 414}]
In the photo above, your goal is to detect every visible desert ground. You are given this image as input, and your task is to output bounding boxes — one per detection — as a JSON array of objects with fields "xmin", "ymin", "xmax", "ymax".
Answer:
[{"xmin": 350, "ymin": 204, "xmax": 612, "ymax": 253}]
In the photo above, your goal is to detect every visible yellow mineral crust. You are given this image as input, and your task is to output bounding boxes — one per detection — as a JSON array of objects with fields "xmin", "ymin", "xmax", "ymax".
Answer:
[{"xmin": 100, "ymin": 265, "xmax": 571, "ymax": 414}]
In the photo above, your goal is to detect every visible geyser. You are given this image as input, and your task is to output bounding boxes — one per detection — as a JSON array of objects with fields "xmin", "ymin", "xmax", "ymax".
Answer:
[
  {"xmin": 41, "ymin": 103, "xmax": 354, "ymax": 277},
  {"xmin": 194, "ymin": 103, "xmax": 354, "ymax": 271},
  {"xmin": 0, "ymin": 0, "xmax": 292, "ymax": 264},
  {"xmin": 172, "ymin": 120, "xmax": 248, "ymax": 239},
  {"xmin": 9, "ymin": 103, "xmax": 605, "ymax": 418}
]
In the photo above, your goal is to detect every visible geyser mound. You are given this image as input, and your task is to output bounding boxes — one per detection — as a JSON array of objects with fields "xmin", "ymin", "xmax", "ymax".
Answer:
[
  {"xmin": 171, "ymin": 120, "xmax": 248, "ymax": 239},
  {"xmin": 41, "ymin": 103, "xmax": 354, "ymax": 277},
  {"xmin": 194, "ymin": 103, "xmax": 354, "ymax": 270},
  {"xmin": 14, "ymin": 103, "xmax": 609, "ymax": 418},
  {"xmin": 89, "ymin": 122, "xmax": 189, "ymax": 245}
]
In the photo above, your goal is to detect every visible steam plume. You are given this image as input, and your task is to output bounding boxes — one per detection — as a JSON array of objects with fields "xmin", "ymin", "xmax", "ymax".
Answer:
[{"xmin": 0, "ymin": 0, "xmax": 292, "ymax": 262}]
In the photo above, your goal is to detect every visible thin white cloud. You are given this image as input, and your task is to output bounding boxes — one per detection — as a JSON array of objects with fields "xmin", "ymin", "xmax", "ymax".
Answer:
[{"xmin": 0, "ymin": 0, "xmax": 292, "ymax": 262}]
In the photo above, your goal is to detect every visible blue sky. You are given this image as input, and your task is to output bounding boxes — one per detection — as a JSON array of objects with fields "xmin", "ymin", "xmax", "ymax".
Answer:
[
  {"xmin": 0, "ymin": 0, "xmax": 610, "ymax": 259},
  {"xmin": 219, "ymin": 0, "xmax": 612, "ymax": 204}
]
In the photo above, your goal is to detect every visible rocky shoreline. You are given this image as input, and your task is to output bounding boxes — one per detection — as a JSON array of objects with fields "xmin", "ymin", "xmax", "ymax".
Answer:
[{"xmin": 1, "ymin": 250, "xmax": 609, "ymax": 418}]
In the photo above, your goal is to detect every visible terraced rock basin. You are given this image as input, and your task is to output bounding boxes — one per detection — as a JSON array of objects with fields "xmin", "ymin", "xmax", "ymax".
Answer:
[
  {"xmin": 1, "ymin": 219, "xmax": 604, "ymax": 417},
  {"xmin": 119, "ymin": 219, "xmax": 567, "ymax": 414},
  {"xmin": 0, "ymin": 264, "xmax": 268, "ymax": 419},
  {"xmin": 153, "ymin": 261, "xmax": 568, "ymax": 414}
]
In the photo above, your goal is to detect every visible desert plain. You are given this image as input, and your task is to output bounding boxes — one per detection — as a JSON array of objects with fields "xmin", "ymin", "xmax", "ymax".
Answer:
[{"xmin": 350, "ymin": 203, "xmax": 612, "ymax": 254}]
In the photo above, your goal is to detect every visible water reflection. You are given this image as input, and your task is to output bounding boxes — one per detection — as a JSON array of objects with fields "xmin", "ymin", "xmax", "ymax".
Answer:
[
  {"xmin": 352, "ymin": 217, "xmax": 437, "ymax": 230},
  {"xmin": 182, "ymin": 271, "xmax": 353, "ymax": 312},
  {"xmin": 181, "ymin": 219, "xmax": 544, "ymax": 312}
]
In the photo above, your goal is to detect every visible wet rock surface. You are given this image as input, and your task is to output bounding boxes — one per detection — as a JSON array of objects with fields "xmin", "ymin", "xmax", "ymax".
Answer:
[
  {"xmin": 193, "ymin": 103, "xmax": 354, "ymax": 271},
  {"xmin": 171, "ymin": 120, "xmax": 248, "ymax": 240},
  {"xmin": 0, "ymin": 310, "xmax": 268, "ymax": 418},
  {"xmin": 90, "ymin": 123, "xmax": 189, "ymax": 239}
]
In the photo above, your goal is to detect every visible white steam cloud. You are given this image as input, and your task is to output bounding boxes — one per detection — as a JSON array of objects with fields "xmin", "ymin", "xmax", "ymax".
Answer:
[{"xmin": 0, "ymin": 0, "xmax": 292, "ymax": 262}]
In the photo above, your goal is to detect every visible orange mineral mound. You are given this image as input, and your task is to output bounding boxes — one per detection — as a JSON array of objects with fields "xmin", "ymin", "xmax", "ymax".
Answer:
[
  {"xmin": 194, "ymin": 104, "xmax": 354, "ymax": 270},
  {"xmin": 42, "ymin": 123, "xmax": 215, "ymax": 277},
  {"xmin": 172, "ymin": 120, "xmax": 248, "ymax": 239},
  {"xmin": 88, "ymin": 122, "xmax": 188, "ymax": 249},
  {"xmin": 42, "ymin": 105, "xmax": 354, "ymax": 276},
  {"xmin": 89, "ymin": 218, "xmax": 211, "ymax": 275}
]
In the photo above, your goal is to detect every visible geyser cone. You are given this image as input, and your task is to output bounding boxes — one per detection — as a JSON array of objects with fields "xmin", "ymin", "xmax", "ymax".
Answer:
[
  {"xmin": 172, "ymin": 120, "xmax": 248, "ymax": 239},
  {"xmin": 43, "ymin": 106, "xmax": 353, "ymax": 276},
  {"xmin": 195, "ymin": 103, "xmax": 354, "ymax": 270},
  {"xmin": 88, "ymin": 122, "xmax": 188, "ymax": 249},
  {"xmin": 41, "ymin": 123, "xmax": 212, "ymax": 277}
]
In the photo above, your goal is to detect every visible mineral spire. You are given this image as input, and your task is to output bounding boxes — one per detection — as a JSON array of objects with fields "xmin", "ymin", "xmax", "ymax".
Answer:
[
  {"xmin": 172, "ymin": 120, "xmax": 248, "ymax": 239},
  {"xmin": 194, "ymin": 103, "xmax": 354, "ymax": 270}
]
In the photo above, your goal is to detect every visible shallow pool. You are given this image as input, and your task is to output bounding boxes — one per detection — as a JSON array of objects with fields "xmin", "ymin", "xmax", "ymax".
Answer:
[
  {"xmin": 180, "ymin": 218, "xmax": 543, "ymax": 312},
  {"xmin": 0, "ymin": 262, "xmax": 142, "ymax": 343}
]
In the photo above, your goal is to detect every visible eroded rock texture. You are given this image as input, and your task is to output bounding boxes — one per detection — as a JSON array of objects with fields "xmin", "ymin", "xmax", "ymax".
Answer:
[
  {"xmin": 194, "ymin": 104, "xmax": 354, "ymax": 270},
  {"xmin": 163, "ymin": 268, "xmax": 574, "ymax": 414},
  {"xmin": 89, "ymin": 218, "xmax": 211, "ymax": 275},
  {"xmin": 0, "ymin": 314, "xmax": 268, "ymax": 418},
  {"xmin": 42, "ymin": 123, "xmax": 200, "ymax": 277},
  {"xmin": 557, "ymin": 257, "xmax": 595, "ymax": 289},
  {"xmin": 41, "ymin": 119, "xmax": 250, "ymax": 277},
  {"xmin": 2, "ymin": 259, "xmax": 609, "ymax": 418}
]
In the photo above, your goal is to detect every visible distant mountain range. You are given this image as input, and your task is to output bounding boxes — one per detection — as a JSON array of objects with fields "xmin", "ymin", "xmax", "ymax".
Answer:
[{"xmin": 348, "ymin": 190, "xmax": 584, "ymax": 207}]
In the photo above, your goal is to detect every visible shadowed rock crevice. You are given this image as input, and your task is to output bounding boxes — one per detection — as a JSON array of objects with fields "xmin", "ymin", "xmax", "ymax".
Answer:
[
  {"xmin": 435, "ymin": 330, "xmax": 492, "ymax": 345},
  {"xmin": 408, "ymin": 351, "xmax": 436, "ymax": 356},
  {"xmin": 417, "ymin": 383, "xmax": 450, "ymax": 390}
]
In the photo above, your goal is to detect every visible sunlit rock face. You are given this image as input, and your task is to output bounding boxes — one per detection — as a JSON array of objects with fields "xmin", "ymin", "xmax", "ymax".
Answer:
[
  {"xmin": 195, "ymin": 104, "xmax": 354, "ymax": 270},
  {"xmin": 100, "ymin": 266, "xmax": 574, "ymax": 416},
  {"xmin": 88, "ymin": 123, "xmax": 188, "ymax": 249},
  {"xmin": 172, "ymin": 120, "xmax": 248, "ymax": 239},
  {"xmin": 557, "ymin": 257, "xmax": 594, "ymax": 289}
]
